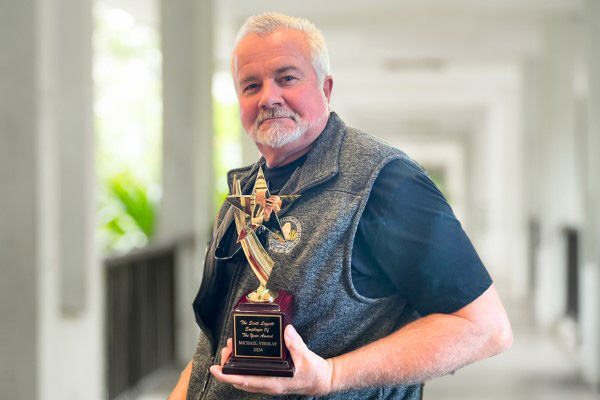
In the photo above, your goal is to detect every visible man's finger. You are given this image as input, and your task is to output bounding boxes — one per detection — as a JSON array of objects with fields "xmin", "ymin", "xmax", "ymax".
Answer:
[
  {"xmin": 232, "ymin": 383, "xmax": 268, "ymax": 394},
  {"xmin": 210, "ymin": 365, "xmax": 277, "ymax": 390},
  {"xmin": 220, "ymin": 338, "xmax": 233, "ymax": 366}
]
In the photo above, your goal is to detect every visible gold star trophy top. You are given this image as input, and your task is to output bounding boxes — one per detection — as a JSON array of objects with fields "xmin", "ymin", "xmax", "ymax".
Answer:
[{"xmin": 226, "ymin": 167, "xmax": 300, "ymax": 302}]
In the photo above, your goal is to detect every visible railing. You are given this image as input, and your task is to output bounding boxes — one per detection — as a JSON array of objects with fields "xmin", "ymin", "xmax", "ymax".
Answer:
[{"xmin": 105, "ymin": 243, "xmax": 176, "ymax": 400}]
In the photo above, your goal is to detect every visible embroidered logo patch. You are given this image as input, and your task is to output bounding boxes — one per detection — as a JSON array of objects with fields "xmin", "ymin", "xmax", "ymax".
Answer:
[{"xmin": 268, "ymin": 216, "xmax": 301, "ymax": 254}]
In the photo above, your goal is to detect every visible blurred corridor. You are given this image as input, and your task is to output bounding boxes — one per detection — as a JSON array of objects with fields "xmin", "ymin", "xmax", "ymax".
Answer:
[{"xmin": 2, "ymin": 0, "xmax": 600, "ymax": 399}]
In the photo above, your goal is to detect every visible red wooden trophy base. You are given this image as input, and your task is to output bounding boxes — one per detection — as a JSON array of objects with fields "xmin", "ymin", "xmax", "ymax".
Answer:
[{"xmin": 222, "ymin": 290, "xmax": 295, "ymax": 377}]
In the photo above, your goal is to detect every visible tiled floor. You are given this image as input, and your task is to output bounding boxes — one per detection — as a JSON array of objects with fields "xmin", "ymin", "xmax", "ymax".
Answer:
[{"xmin": 137, "ymin": 296, "xmax": 600, "ymax": 400}]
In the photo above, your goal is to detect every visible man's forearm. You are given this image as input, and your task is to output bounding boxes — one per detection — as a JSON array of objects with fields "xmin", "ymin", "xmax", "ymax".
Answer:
[
  {"xmin": 328, "ymin": 287, "xmax": 512, "ymax": 392},
  {"xmin": 169, "ymin": 360, "xmax": 193, "ymax": 400},
  {"xmin": 210, "ymin": 285, "xmax": 512, "ymax": 396}
]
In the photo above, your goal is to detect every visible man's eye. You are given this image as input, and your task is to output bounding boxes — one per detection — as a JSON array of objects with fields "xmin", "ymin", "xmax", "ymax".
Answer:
[
  {"xmin": 282, "ymin": 76, "xmax": 296, "ymax": 82},
  {"xmin": 244, "ymin": 83, "xmax": 259, "ymax": 92}
]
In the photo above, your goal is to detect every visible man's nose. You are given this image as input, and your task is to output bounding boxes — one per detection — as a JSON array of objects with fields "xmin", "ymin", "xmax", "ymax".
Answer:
[{"xmin": 258, "ymin": 81, "xmax": 283, "ymax": 109}]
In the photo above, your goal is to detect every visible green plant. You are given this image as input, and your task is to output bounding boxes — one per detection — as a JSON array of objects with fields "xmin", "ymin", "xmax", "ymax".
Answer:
[{"xmin": 99, "ymin": 171, "xmax": 157, "ymax": 253}]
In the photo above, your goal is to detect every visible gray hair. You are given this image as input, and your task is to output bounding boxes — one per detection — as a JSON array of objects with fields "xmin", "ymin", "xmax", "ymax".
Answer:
[{"xmin": 233, "ymin": 12, "xmax": 330, "ymax": 85}]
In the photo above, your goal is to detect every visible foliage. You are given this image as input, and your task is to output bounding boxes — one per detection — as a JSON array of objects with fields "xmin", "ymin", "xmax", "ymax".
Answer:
[{"xmin": 98, "ymin": 171, "xmax": 157, "ymax": 252}]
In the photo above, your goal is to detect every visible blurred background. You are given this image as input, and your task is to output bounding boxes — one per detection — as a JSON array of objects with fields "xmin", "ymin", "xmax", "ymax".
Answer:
[{"xmin": 1, "ymin": 0, "xmax": 599, "ymax": 399}]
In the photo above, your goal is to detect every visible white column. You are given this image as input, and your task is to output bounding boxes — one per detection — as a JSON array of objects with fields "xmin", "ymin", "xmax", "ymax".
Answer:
[
  {"xmin": 521, "ymin": 58, "xmax": 544, "ymax": 299},
  {"xmin": 532, "ymin": 20, "xmax": 581, "ymax": 329},
  {"xmin": 0, "ymin": 1, "xmax": 38, "ymax": 398},
  {"xmin": 160, "ymin": 0, "xmax": 215, "ymax": 366},
  {"xmin": 482, "ymin": 80, "xmax": 522, "ymax": 285},
  {"xmin": 580, "ymin": 0, "xmax": 600, "ymax": 389},
  {"xmin": 503, "ymin": 74, "xmax": 528, "ymax": 301},
  {"xmin": 0, "ymin": 0, "xmax": 101, "ymax": 398},
  {"xmin": 37, "ymin": 0, "xmax": 103, "ymax": 398}
]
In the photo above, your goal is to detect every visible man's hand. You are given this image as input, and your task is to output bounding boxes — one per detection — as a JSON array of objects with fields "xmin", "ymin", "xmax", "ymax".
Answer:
[
  {"xmin": 168, "ymin": 360, "xmax": 193, "ymax": 400},
  {"xmin": 209, "ymin": 325, "xmax": 333, "ymax": 396}
]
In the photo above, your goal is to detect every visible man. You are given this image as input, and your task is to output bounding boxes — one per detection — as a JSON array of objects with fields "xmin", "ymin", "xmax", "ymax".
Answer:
[{"xmin": 170, "ymin": 12, "xmax": 512, "ymax": 400}]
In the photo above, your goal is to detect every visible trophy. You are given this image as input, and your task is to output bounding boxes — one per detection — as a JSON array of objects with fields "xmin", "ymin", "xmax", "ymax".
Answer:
[{"xmin": 222, "ymin": 167, "xmax": 300, "ymax": 377}]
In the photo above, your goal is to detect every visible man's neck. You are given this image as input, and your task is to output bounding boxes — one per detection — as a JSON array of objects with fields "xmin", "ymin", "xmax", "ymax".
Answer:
[{"xmin": 259, "ymin": 141, "xmax": 315, "ymax": 168}]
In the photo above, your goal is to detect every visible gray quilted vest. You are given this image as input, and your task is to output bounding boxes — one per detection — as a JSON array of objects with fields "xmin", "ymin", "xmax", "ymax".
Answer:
[{"xmin": 187, "ymin": 113, "xmax": 422, "ymax": 400}]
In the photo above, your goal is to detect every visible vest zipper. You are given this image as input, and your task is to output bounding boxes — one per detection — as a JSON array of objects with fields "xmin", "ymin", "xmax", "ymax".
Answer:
[{"xmin": 200, "ymin": 356, "xmax": 214, "ymax": 393}]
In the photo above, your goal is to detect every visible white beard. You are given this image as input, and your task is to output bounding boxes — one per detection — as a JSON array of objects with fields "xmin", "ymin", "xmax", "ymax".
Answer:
[
  {"xmin": 247, "ymin": 103, "xmax": 329, "ymax": 148},
  {"xmin": 249, "ymin": 119, "xmax": 307, "ymax": 148}
]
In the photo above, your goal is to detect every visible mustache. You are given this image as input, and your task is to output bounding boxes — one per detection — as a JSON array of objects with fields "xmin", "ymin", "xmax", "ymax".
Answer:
[{"xmin": 254, "ymin": 108, "xmax": 299, "ymax": 127}]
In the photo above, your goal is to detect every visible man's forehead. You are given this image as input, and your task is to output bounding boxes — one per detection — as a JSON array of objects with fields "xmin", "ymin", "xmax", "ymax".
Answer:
[{"xmin": 233, "ymin": 29, "xmax": 311, "ymax": 74}]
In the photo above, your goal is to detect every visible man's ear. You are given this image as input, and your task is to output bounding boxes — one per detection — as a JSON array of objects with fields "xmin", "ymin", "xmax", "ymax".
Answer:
[{"xmin": 322, "ymin": 76, "xmax": 333, "ymax": 103}]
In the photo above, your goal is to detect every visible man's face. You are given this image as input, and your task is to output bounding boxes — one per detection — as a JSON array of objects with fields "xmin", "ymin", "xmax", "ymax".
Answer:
[{"xmin": 233, "ymin": 29, "xmax": 332, "ymax": 152}]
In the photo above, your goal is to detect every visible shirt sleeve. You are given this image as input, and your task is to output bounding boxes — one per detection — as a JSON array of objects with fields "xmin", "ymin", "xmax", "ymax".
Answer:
[{"xmin": 352, "ymin": 158, "xmax": 492, "ymax": 315}]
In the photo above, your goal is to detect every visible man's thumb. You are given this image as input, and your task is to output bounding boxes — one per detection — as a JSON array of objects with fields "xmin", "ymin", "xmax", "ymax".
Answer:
[{"xmin": 285, "ymin": 324, "xmax": 307, "ymax": 355}]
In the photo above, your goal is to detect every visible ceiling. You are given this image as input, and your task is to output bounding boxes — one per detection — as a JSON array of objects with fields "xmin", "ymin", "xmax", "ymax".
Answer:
[
  {"xmin": 214, "ymin": 0, "xmax": 582, "ymax": 143},
  {"xmin": 107, "ymin": 0, "xmax": 584, "ymax": 144}
]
